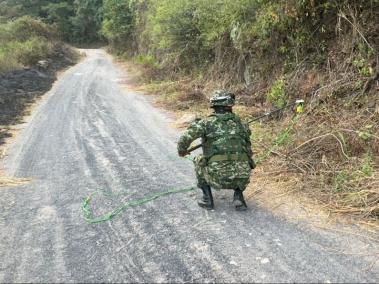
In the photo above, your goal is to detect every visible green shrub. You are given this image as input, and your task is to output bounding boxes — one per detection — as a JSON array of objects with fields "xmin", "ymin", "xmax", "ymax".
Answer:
[
  {"xmin": 353, "ymin": 57, "xmax": 373, "ymax": 77},
  {"xmin": 266, "ymin": 78, "xmax": 288, "ymax": 108},
  {"xmin": 7, "ymin": 16, "xmax": 55, "ymax": 41},
  {"xmin": 134, "ymin": 54, "xmax": 161, "ymax": 69},
  {"xmin": 360, "ymin": 152, "xmax": 374, "ymax": 177},
  {"xmin": 333, "ymin": 171, "xmax": 350, "ymax": 192},
  {"xmin": 0, "ymin": 50, "xmax": 21, "ymax": 73},
  {"xmin": 0, "ymin": 16, "xmax": 56, "ymax": 73},
  {"xmin": 12, "ymin": 37, "xmax": 53, "ymax": 66},
  {"xmin": 102, "ymin": 0, "xmax": 136, "ymax": 46}
]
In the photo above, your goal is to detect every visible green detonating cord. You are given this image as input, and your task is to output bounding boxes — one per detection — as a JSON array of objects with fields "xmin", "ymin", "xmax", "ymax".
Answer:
[{"xmin": 81, "ymin": 186, "xmax": 196, "ymax": 224}]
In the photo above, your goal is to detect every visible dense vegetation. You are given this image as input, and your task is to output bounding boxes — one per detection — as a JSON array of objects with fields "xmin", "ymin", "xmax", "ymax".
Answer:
[
  {"xmin": 100, "ymin": 1, "xmax": 378, "ymax": 78},
  {"xmin": 1, "ymin": 0, "xmax": 378, "ymax": 220},
  {"xmin": 100, "ymin": 0, "xmax": 379, "ymax": 220},
  {"xmin": 0, "ymin": 0, "xmax": 101, "ymax": 72},
  {"xmin": 0, "ymin": 0, "xmax": 103, "ymax": 43},
  {"xmin": 0, "ymin": 16, "xmax": 58, "ymax": 73}
]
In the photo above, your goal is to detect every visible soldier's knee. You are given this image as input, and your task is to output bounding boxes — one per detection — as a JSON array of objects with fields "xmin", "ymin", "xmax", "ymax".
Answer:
[{"xmin": 196, "ymin": 174, "xmax": 208, "ymax": 187}]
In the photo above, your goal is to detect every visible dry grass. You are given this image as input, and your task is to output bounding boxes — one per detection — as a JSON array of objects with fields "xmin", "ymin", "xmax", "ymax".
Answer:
[
  {"xmin": 245, "ymin": 96, "xmax": 379, "ymax": 224},
  {"xmin": 286, "ymin": 106, "xmax": 378, "ymax": 221},
  {"xmin": 0, "ymin": 126, "xmax": 31, "ymax": 188},
  {"xmin": 0, "ymin": 171, "xmax": 30, "ymax": 187},
  {"xmin": 246, "ymin": 156, "xmax": 379, "ymax": 229}
]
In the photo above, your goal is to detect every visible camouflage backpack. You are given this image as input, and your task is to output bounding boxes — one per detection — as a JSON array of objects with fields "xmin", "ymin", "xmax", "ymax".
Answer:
[{"xmin": 202, "ymin": 113, "xmax": 251, "ymax": 162}]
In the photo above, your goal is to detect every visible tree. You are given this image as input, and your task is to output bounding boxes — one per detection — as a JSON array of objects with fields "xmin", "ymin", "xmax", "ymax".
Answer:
[
  {"xmin": 101, "ymin": 0, "xmax": 136, "ymax": 48},
  {"xmin": 71, "ymin": 0, "xmax": 104, "ymax": 43},
  {"xmin": 0, "ymin": 1, "xmax": 24, "ymax": 23},
  {"xmin": 43, "ymin": 1, "xmax": 75, "ymax": 40}
]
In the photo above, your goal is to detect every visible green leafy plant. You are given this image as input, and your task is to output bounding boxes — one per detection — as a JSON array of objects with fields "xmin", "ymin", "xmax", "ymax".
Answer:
[
  {"xmin": 358, "ymin": 125, "xmax": 374, "ymax": 141},
  {"xmin": 135, "ymin": 54, "xmax": 161, "ymax": 69},
  {"xmin": 360, "ymin": 152, "xmax": 374, "ymax": 177},
  {"xmin": 267, "ymin": 78, "xmax": 288, "ymax": 108},
  {"xmin": 333, "ymin": 171, "xmax": 350, "ymax": 192},
  {"xmin": 353, "ymin": 57, "xmax": 373, "ymax": 77}
]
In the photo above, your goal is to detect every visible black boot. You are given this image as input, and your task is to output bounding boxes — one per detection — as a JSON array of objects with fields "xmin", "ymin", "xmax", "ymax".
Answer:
[
  {"xmin": 198, "ymin": 185, "xmax": 214, "ymax": 210},
  {"xmin": 233, "ymin": 188, "xmax": 247, "ymax": 211}
]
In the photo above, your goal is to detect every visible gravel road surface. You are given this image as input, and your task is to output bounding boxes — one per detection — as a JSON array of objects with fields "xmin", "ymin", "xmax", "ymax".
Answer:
[{"xmin": 0, "ymin": 49, "xmax": 378, "ymax": 283}]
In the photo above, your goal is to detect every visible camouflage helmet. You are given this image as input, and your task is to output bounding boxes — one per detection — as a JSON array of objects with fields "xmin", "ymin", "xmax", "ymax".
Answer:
[{"xmin": 209, "ymin": 90, "xmax": 235, "ymax": 107}]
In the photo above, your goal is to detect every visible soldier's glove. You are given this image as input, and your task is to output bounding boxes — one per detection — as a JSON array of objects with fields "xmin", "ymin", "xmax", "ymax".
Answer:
[{"xmin": 178, "ymin": 150, "xmax": 189, "ymax": 157}]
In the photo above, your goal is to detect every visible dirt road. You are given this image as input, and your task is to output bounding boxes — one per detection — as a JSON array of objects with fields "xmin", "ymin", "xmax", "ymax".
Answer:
[{"xmin": 0, "ymin": 50, "xmax": 377, "ymax": 283}]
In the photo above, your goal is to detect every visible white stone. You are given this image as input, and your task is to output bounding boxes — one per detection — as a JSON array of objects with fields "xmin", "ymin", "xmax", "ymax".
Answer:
[{"xmin": 229, "ymin": 260, "xmax": 238, "ymax": 266}]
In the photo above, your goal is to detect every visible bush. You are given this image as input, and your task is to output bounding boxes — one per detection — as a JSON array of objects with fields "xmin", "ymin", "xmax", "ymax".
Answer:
[
  {"xmin": 0, "ymin": 50, "xmax": 21, "ymax": 73},
  {"xmin": 6, "ymin": 16, "xmax": 55, "ymax": 41},
  {"xmin": 134, "ymin": 54, "xmax": 161, "ymax": 69},
  {"xmin": 266, "ymin": 78, "xmax": 287, "ymax": 108},
  {"xmin": 102, "ymin": 0, "xmax": 136, "ymax": 46},
  {"xmin": 104, "ymin": 0, "xmax": 378, "ymax": 85},
  {"xmin": 0, "ymin": 16, "xmax": 56, "ymax": 73},
  {"xmin": 13, "ymin": 37, "xmax": 53, "ymax": 66}
]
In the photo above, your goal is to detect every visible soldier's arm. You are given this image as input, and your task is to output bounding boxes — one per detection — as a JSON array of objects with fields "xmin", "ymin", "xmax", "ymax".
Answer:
[{"xmin": 177, "ymin": 119, "xmax": 205, "ymax": 156}]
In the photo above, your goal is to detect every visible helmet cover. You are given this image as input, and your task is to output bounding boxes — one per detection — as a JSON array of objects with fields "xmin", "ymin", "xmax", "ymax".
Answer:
[{"xmin": 210, "ymin": 90, "xmax": 235, "ymax": 107}]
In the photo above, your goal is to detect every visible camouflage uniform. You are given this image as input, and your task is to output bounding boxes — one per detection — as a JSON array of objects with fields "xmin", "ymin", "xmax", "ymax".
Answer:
[{"xmin": 177, "ymin": 112, "xmax": 254, "ymax": 191}]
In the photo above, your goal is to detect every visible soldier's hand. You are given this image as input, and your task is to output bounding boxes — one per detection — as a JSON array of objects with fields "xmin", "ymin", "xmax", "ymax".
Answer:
[{"xmin": 178, "ymin": 150, "xmax": 188, "ymax": 157}]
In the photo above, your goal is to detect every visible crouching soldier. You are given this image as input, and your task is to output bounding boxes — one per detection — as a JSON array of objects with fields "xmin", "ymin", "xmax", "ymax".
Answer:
[{"xmin": 177, "ymin": 90, "xmax": 255, "ymax": 211}]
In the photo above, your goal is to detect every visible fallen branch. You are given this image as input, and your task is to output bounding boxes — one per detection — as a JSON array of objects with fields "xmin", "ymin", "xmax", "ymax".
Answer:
[
  {"xmin": 338, "ymin": 11, "xmax": 374, "ymax": 50},
  {"xmin": 289, "ymin": 132, "xmax": 349, "ymax": 159}
]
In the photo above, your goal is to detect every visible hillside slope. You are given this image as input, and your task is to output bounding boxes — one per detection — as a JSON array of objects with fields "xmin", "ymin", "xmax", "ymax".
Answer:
[{"xmin": 104, "ymin": 0, "xmax": 379, "ymax": 222}]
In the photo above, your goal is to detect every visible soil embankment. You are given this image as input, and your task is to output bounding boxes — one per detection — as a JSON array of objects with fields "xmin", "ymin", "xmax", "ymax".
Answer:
[{"xmin": 0, "ymin": 47, "xmax": 78, "ymax": 146}]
